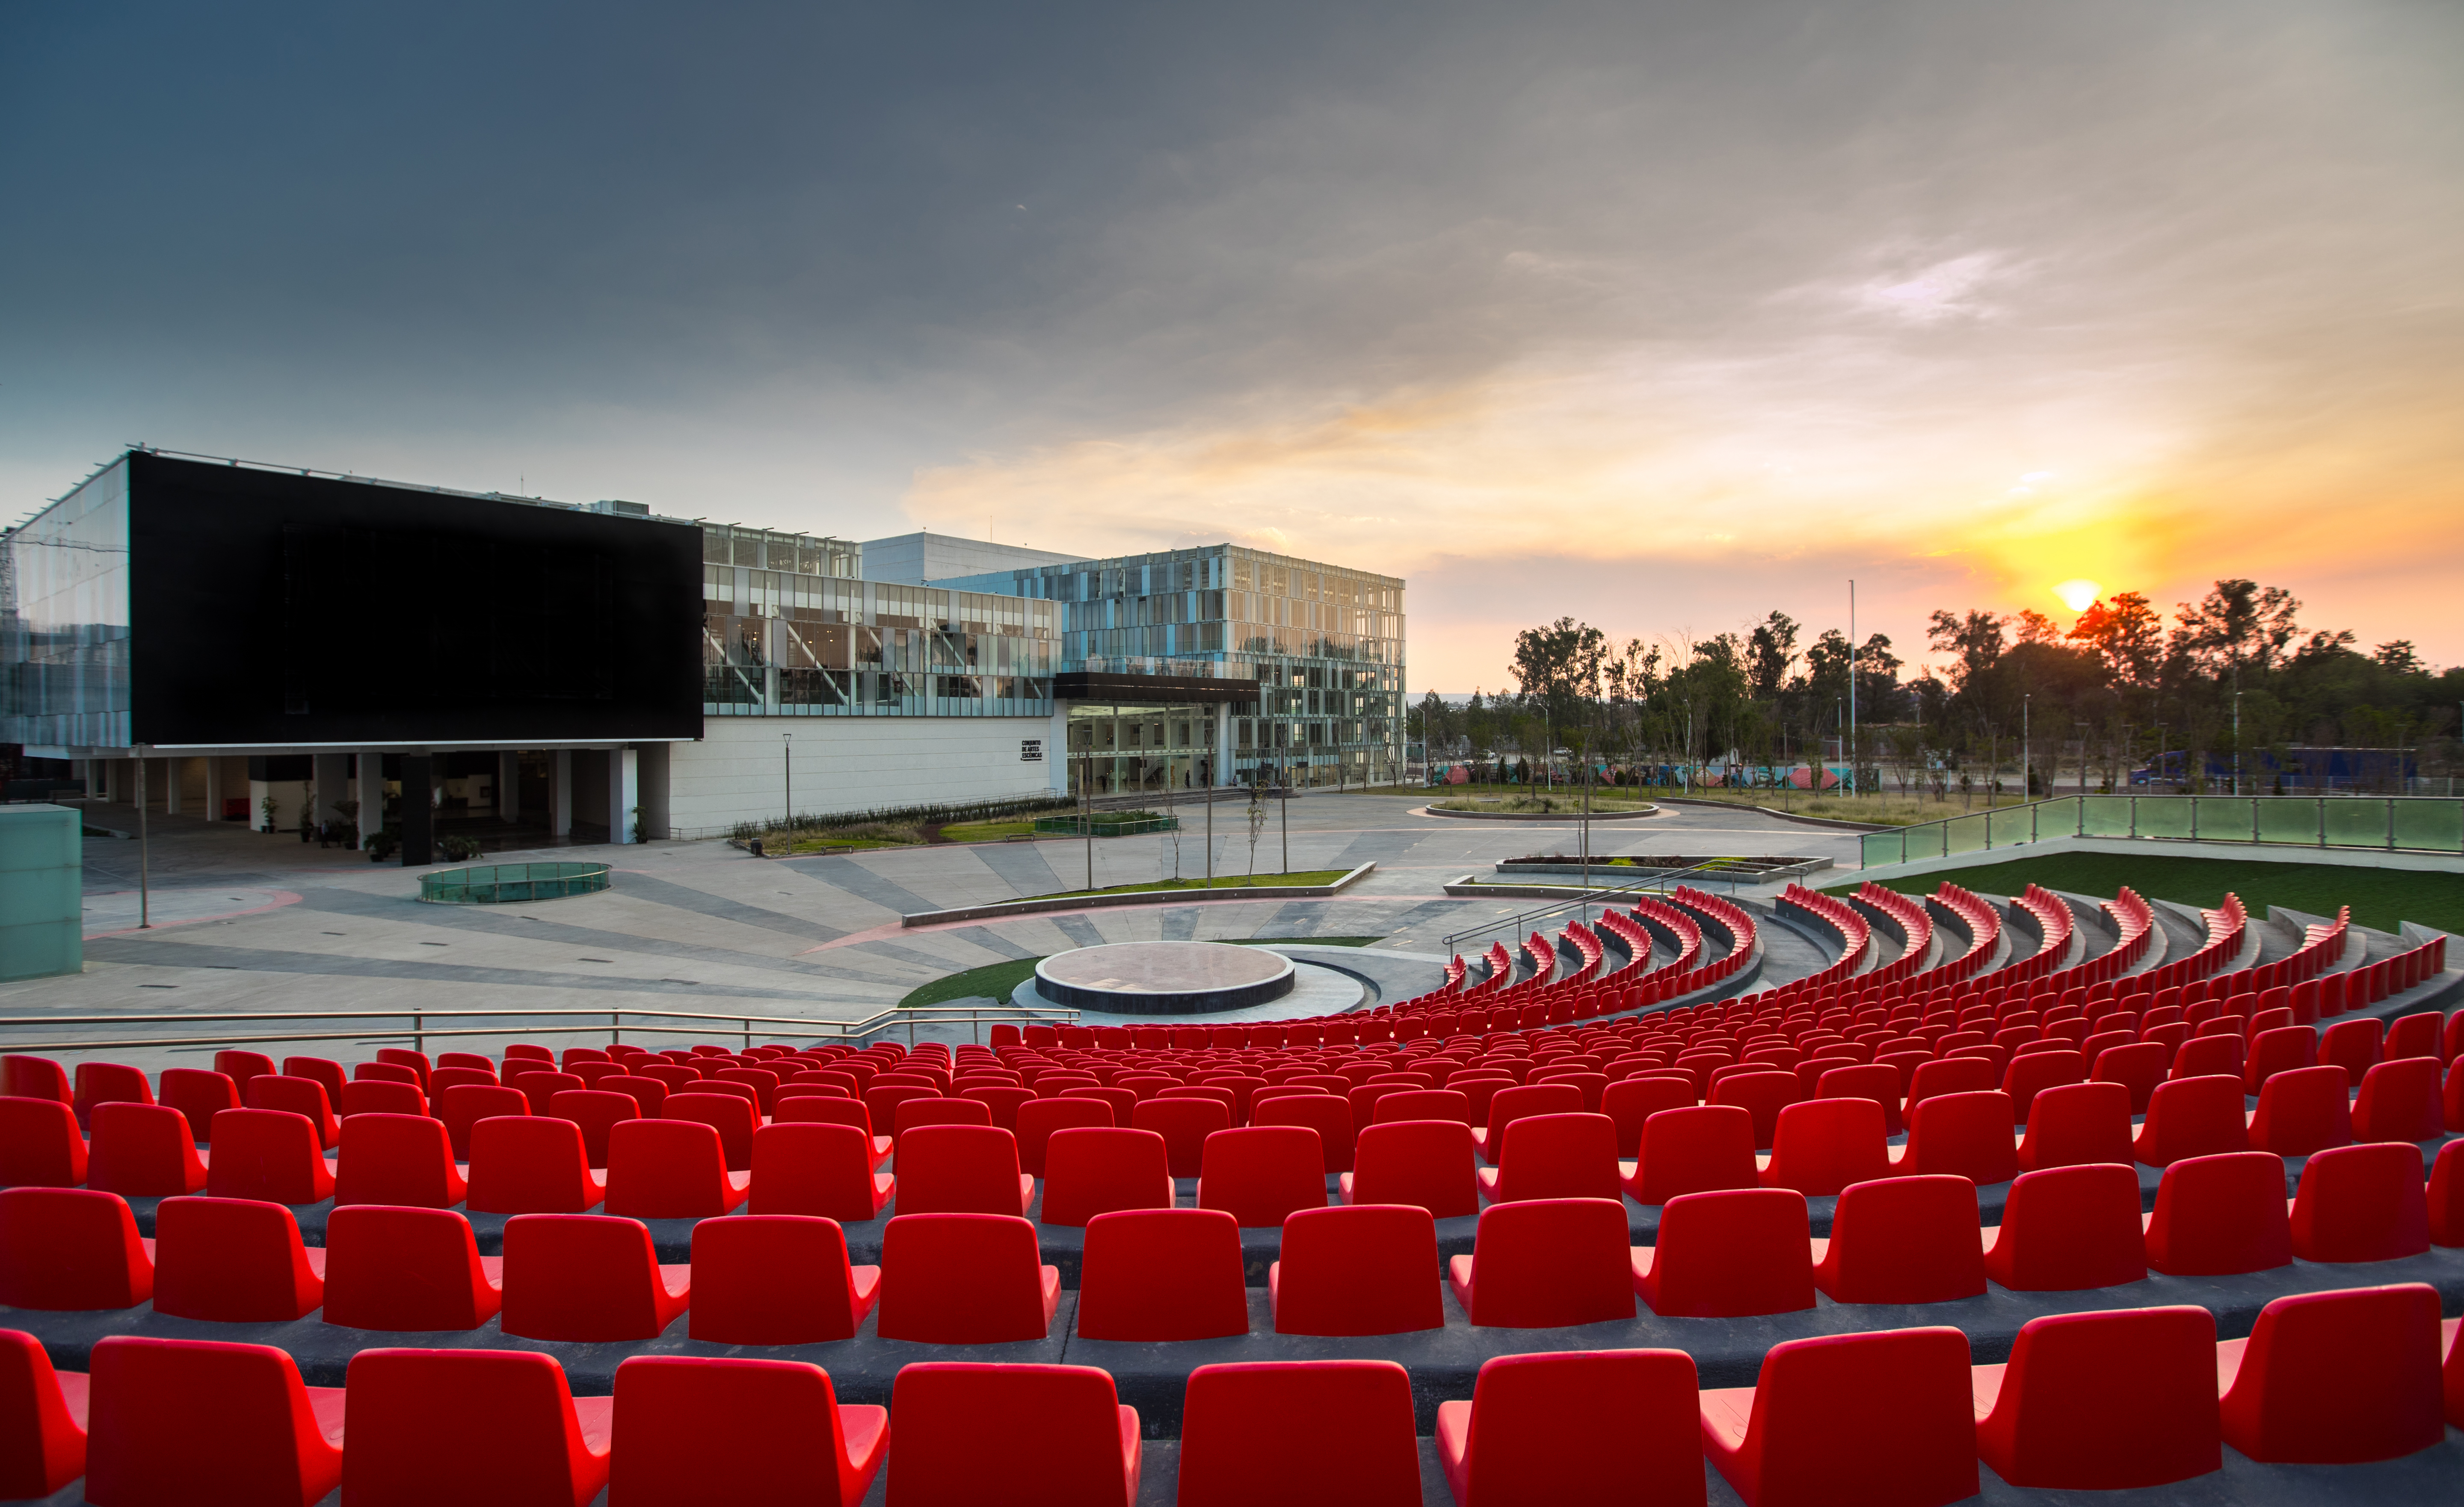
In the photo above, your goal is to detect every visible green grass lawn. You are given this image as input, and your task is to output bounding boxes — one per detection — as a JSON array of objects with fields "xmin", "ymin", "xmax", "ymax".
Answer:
[
  {"xmin": 899, "ymin": 936, "xmax": 1382, "ymax": 1008},
  {"xmin": 1035, "ymin": 868, "xmax": 1351, "ymax": 900},
  {"xmin": 936, "ymin": 817, "xmax": 1040, "ymax": 842},
  {"xmin": 1830, "ymin": 852, "xmax": 2464, "ymax": 935}
]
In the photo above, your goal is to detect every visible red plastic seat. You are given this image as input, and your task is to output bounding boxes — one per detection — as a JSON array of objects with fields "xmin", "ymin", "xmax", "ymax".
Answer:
[
  {"xmin": 246, "ymin": 1075, "xmax": 340, "ymax": 1149},
  {"xmin": 1129, "ymin": 1096, "xmax": 1232, "ymax": 1178},
  {"xmin": 1472, "ymin": 1083, "xmax": 1585, "ymax": 1165},
  {"xmin": 1984, "ymin": 1163, "xmax": 2147, "ymax": 1291},
  {"xmin": 1341, "ymin": 1119, "xmax": 1476, "ymax": 1217},
  {"xmin": 499, "ymin": 1212, "xmax": 690, "ymax": 1341},
  {"xmin": 596, "ymin": 1074, "xmax": 668, "ymax": 1119},
  {"xmin": 601, "ymin": 1117, "xmax": 750, "ymax": 1219},
  {"xmin": 85, "ymin": 1102, "xmax": 208, "ymax": 1197},
  {"xmin": 1370, "ymin": 1087, "xmax": 1472, "ymax": 1125},
  {"xmin": 1634, "ymin": 1188, "xmax": 1815, "ymax": 1318},
  {"xmin": 338, "ymin": 1080, "xmax": 426, "ymax": 1118},
  {"xmin": 687, "ymin": 1214, "xmax": 880, "ymax": 1344},
  {"xmin": 893, "ymin": 1123, "xmax": 1035, "ymax": 1217},
  {"xmin": 2132, "ymin": 1074, "xmax": 2249, "ymax": 1166},
  {"xmin": 664, "ymin": 1092, "xmax": 758, "ymax": 1171},
  {"xmin": 0, "ymin": 1055, "xmax": 70, "ymax": 1106},
  {"xmin": 85, "ymin": 1336, "xmax": 343, "ymax": 1507},
  {"xmin": 1904, "ymin": 1055, "xmax": 1996, "ymax": 1116},
  {"xmin": 2014, "ymin": 1081, "xmax": 2133, "ymax": 1171},
  {"xmin": 1250, "ymin": 1092, "xmax": 1356, "ymax": 1173},
  {"xmin": 2319, "ymin": 1016, "xmax": 2383, "ymax": 1083},
  {"xmin": 1812, "ymin": 1063, "xmax": 1904, "ymax": 1136},
  {"xmin": 2290, "ymin": 1141, "xmax": 2431, "ymax": 1262},
  {"xmin": 2352, "ymin": 1057, "xmax": 2443, "ymax": 1143},
  {"xmin": 2091, "ymin": 1041, "xmax": 2168, "ymax": 1114},
  {"xmin": 1601, "ymin": 1076, "xmax": 1692, "ymax": 1158},
  {"xmin": 159, "ymin": 1067, "xmax": 241, "ymax": 1147},
  {"xmin": 776, "ymin": 1095, "xmax": 894, "ymax": 1168},
  {"xmin": 1759, "ymin": 1097, "xmax": 1890, "ymax": 1197},
  {"xmin": 1195, "ymin": 1125, "xmax": 1326, "ymax": 1227},
  {"xmin": 1974, "ymin": 1306, "xmax": 2221, "ymax": 1488},
  {"xmin": 1624, "ymin": 1104, "xmax": 1758, "ymax": 1204},
  {"xmin": 2218, "ymin": 1283, "xmax": 2447, "ymax": 1463},
  {"xmin": 340, "ymin": 1347, "xmax": 611, "ymax": 1507},
  {"xmin": 1039, "ymin": 1127, "xmax": 1173, "ymax": 1228},
  {"xmin": 1699, "ymin": 1327, "xmax": 1978, "ymax": 1507},
  {"xmin": 71, "ymin": 1061, "xmax": 154, "ymax": 1126},
  {"xmin": 1478, "ymin": 1111, "xmax": 1620, "ymax": 1203},
  {"xmin": 1449, "ymin": 1197, "xmax": 1635, "ymax": 1328},
  {"xmin": 203, "ymin": 1108, "xmax": 335, "ymax": 1204},
  {"xmin": 212, "ymin": 1051, "xmax": 277, "ymax": 1098},
  {"xmin": 321, "ymin": 1205, "xmax": 501, "ymax": 1332},
  {"xmin": 1177, "ymin": 1360, "xmax": 1421, "ymax": 1507},
  {"xmin": 2170, "ymin": 1033, "xmax": 2243, "ymax": 1081},
  {"xmin": 2001, "ymin": 1049, "xmax": 2085, "ymax": 1124},
  {"xmin": 333, "ymin": 1112, "xmax": 467, "ymax": 1209},
  {"xmin": 544, "ymin": 1088, "xmax": 641, "ymax": 1168},
  {"xmin": 1708, "ymin": 1071, "xmax": 1801, "ymax": 1152},
  {"xmin": 2431, "ymin": 1138, "xmax": 2463, "ymax": 1247},
  {"xmin": 886, "ymin": 1362, "xmax": 1138, "ymax": 1507},
  {"xmin": 2247, "ymin": 1064, "xmax": 2353, "ymax": 1156},
  {"xmin": 1013, "ymin": 1096, "xmax": 1112, "ymax": 1177},
  {"xmin": 893, "ymin": 1096, "xmax": 995, "ymax": 1143},
  {"xmin": 151, "ymin": 1196, "xmax": 326, "ymax": 1321},
  {"xmin": 1891, "ymin": 1089, "xmax": 2018, "ymax": 1185},
  {"xmin": 2242, "ymin": 1024, "xmax": 2315, "ymax": 1094},
  {"xmin": 0, "ymin": 1096, "xmax": 86, "ymax": 1188},
  {"xmin": 1811, "ymin": 1175, "xmax": 1987, "ymax": 1304},
  {"xmin": 1437, "ymin": 1349, "xmax": 1704, "ymax": 1507},
  {"xmin": 437, "ymin": 1084, "xmax": 528, "ymax": 1161},
  {"xmin": 1271, "ymin": 1203, "xmax": 1445, "ymax": 1337},
  {"xmin": 874, "ymin": 1212, "xmax": 1060, "ymax": 1343},
  {"xmin": 611, "ymin": 1355, "xmax": 887, "ymax": 1507},
  {"xmin": 1078, "ymin": 1208, "xmax": 1250, "ymax": 1342},
  {"xmin": 749, "ymin": 1121, "xmax": 892, "ymax": 1220},
  {"xmin": 0, "ymin": 1187, "xmax": 152, "ymax": 1310},
  {"xmin": 465, "ymin": 1115, "xmax": 606, "ymax": 1214},
  {"xmin": 2144, "ymin": 1151, "xmax": 2292, "ymax": 1275},
  {"xmin": 0, "ymin": 1327, "xmax": 85, "ymax": 1500},
  {"xmin": 280, "ymin": 1058, "xmax": 348, "ymax": 1109}
]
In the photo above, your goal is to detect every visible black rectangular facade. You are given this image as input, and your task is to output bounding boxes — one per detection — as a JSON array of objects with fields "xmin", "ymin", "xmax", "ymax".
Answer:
[{"xmin": 127, "ymin": 453, "xmax": 703, "ymax": 746}]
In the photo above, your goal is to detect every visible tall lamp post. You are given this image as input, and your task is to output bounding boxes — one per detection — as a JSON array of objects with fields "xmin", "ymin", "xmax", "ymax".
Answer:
[
  {"xmin": 1847, "ymin": 579, "xmax": 1858, "ymax": 801},
  {"xmin": 781, "ymin": 733, "xmax": 791, "ymax": 853}
]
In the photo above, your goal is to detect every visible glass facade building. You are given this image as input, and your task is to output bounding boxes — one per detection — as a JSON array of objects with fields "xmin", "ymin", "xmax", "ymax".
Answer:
[
  {"xmin": 701, "ymin": 523, "xmax": 1058, "ymax": 718},
  {"xmin": 0, "ymin": 458, "xmax": 131, "ymax": 750},
  {"xmin": 941, "ymin": 544, "xmax": 1406, "ymax": 788}
]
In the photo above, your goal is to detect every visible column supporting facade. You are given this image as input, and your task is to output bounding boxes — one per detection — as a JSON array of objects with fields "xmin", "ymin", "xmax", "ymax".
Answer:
[
  {"xmin": 607, "ymin": 747, "xmax": 638, "ymax": 844},
  {"xmin": 551, "ymin": 751, "xmax": 572, "ymax": 837},
  {"xmin": 1214, "ymin": 701, "xmax": 1235, "ymax": 787},
  {"xmin": 163, "ymin": 757, "xmax": 184, "ymax": 816},
  {"xmin": 357, "ymin": 753, "xmax": 385, "ymax": 846},
  {"xmin": 498, "ymin": 751, "xmax": 521, "ymax": 822},
  {"xmin": 312, "ymin": 753, "xmax": 350, "ymax": 836}
]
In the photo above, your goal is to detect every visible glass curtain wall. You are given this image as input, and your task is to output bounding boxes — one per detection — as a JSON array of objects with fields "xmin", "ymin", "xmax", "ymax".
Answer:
[
  {"xmin": 1063, "ymin": 702, "xmax": 1218, "ymax": 794},
  {"xmin": 943, "ymin": 544, "xmax": 1407, "ymax": 787},
  {"xmin": 702, "ymin": 524, "xmax": 1056, "ymax": 718},
  {"xmin": 0, "ymin": 458, "xmax": 132, "ymax": 749}
]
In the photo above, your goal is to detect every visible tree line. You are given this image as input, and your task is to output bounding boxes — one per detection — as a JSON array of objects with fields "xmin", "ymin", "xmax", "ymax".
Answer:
[{"xmin": 1413, "ymin": 580, "xmax": 2463, "ymax": 796}]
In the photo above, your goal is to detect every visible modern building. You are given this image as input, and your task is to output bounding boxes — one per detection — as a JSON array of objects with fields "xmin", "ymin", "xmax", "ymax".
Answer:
[{"xmin": 3, "ymin": 449, "xmax": 1407, "ymax": 854}]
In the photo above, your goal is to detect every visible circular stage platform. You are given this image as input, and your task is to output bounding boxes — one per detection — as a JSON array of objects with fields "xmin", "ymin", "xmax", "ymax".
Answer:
[{"xmin": 1032, "ymin": 940, "xmax": 1298, "ymax": 1015}]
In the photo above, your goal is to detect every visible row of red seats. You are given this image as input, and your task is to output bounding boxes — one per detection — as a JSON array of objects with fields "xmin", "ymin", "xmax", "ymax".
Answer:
[
  {"xmin": 11, "ymin": 1132, "xmax": 2456, "ymax": 1342},
  {"xmin": 11, "ymin": 1285, "xmax": 2460, "ymax": 1506}
]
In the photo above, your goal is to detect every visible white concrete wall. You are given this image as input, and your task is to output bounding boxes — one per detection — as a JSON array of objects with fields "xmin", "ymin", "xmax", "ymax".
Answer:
[{"xmin": 666, "ymin": 715, "xmax": 1059, "ymax": 834}]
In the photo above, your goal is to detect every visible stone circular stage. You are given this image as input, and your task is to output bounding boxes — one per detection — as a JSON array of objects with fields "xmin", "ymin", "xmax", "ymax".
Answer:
[{"xmin": 1032, "ymin": 940, "xmax": 1297, "ymax": 1015}]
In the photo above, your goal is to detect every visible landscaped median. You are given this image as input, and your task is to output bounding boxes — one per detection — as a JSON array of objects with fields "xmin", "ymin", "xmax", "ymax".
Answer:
[{"xmin": 899, "ymin": 863, "xmax": 1376, "ymax": 927}]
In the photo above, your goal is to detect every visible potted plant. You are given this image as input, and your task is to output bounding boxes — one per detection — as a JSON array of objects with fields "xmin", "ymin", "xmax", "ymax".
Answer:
[
  {"xmin": 261, "ymin": 792, "xmax": 280, "ymax": 834},
  {"xmin": 365, "ymin": 829, "xmax": 397, "ymax": 862}
]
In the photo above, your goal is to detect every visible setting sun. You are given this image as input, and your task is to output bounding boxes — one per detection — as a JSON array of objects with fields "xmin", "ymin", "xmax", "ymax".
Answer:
[{"xmin": 2053, "ymin": 579, "xmax": 2103, "ymax": 613}]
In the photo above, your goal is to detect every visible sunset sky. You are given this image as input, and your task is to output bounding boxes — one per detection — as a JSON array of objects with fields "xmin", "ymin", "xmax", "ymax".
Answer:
[{"xmin": 6, "ymin": 2, "xmax": 2459, "ymax": 690}]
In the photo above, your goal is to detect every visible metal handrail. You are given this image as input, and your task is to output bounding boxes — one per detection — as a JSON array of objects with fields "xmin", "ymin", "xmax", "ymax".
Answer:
[
  {"xmin": 0, "ymin": 1001, "xmax": 1078, "ymax": 1054},
  {"xmin": 1859, "ymin": 792, "xmax": 2464, "ymax": 869},
  {"xmin": 1441, "ymin": 859, "xmax": 1738, "ymax": 952}
]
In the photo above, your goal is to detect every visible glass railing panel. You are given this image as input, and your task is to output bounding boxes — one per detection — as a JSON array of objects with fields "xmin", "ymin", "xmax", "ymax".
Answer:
[
  {"xmin": 2325, "ymin": 799, "xmax": 2392, "ymax": 849},
  {"xmin": 1944, "ymin": 812, "xmax": 1988, "ymax": 855},
  {"xmin": 2133, "ymin": 797, "xmax": 2194, "ymax": 839},
  {"xmin": 2255, "ymin": 798, "xmax": 2319, "ymax": 845},
  {"xmin": 2081, "ymin": 796, "xmax": 2132, "ymax": 838},
  {"xmin": 1861, "ymin": 829, "xmax": 1907, "ymax": 867},
  {"xmin": 2391, "ymin": 800, "xmax": 2464, "ymax": 853}
]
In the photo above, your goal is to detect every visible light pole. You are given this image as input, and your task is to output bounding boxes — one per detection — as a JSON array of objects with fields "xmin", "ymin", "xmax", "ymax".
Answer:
[
  {"xmin": 2023, "ymin": 693, "xmax": 2030, "ymax": 801},
  {"xmin": 1847, "ymin": 579, "xmax": 1857, "ymax": 800},
  {"xmin": 781, "ymin": 733, "xmax": 791, "ymax": 853},
  {"xmin": 2233, "ymin": 690, "xmax": 2244, "ymax": 796}
]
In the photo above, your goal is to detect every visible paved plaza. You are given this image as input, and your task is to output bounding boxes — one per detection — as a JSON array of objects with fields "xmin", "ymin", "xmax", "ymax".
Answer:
[{"xmin": 3, "ymin": 794, "xmax": 1867, "ymax": 1070}]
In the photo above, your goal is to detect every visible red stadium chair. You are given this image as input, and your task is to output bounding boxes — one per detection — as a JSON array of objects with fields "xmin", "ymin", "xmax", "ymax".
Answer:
[
  {"xmin": 687, "ymin": 1214, "xmax": 879, "ymax": 1344},
  {"xmin": 1984, "ymin": 1164, "xmax": 2146, "ymax": 1291},
  {"xmin": 1810, "ymin": 1175, "xmax": 1986, "ymax": 1305},
  {"xmin": 2431, "ymin": 1139, "xmax": 2463, "ymax": 1247},
  {"xmin": 874, "ymin": 1213, "xmax": 1059, "ymax": 1343},
  {"xmin": 1449, "ymin": 1197, "xmax": 1635, "ymax": 1328},
  {"xmin": 1634, "ymin": 1188, "xmax": 1815, "ymax": 1318},
  {"xmin": 1708, "ymin": 1071, "xmax": 1799, "ymax": 1152},
  {"xmin": 1038, "ymin": 1128, "xmax": 1173, "ymax": 1228},
  {"xmin": 1974, "ymin": 1306, "xmax": 2221, "ymax": 1488},
  {"xmin": 1437, "ymin": 1349, "xmax": 1705, "ymax": 1507},
  {"xmin": 0, "ymin": 1187, "xmax": 152, "ymax": 1310},
  {"xmin": 0, "ymin": 1327, "xmax": 84, "ymax": 1500},
  {"xmin": 2352, "ymin": 1057, "xmax": 2444, "ymax": 1144},
  {"xmin": 1624, "ymin": 1104, "xmax": 1758, "ymax": 1204},
  {"xmin": 664, "ymin": 1092, "xmax": 757, "ymax": 1172},
  {"xmin": 2246, "ymin": 1064, "xmax": 2353, "ymax": 1157},
  {"xmin": 498, "ymin": 1213, "xmax": 690, "ymax": 1342},
  {"xmin": 885, "ymin": 1363, "xmax": 1137, "ymax": 1507},
  {"xmin": 1602, "ymin": 1076, "xmax": 1692, "ymax": 1158},
  {"xmin": 1478, "ymin": 1111, "xmax": 1621, "ymax": 1203},
  {"xmin": 2219, "ymin": 1283, "xmax": 2446, "ymax": 1463},
  {"xmin": 2091, "ymin": 1041, "xmax": 2168, "ymax": 1114},
  {"xmin": 1342, "ymin": 1119, "xmax": 1477, "ymax": 1217},
  {"xmin": 1176, "ymin": 1360, "xmax": 1421, "ymax": 1507},
  {"xmin": 0, "ymin": 1097, "xmax": 86, "ymax": 1188},
  {"xmin": 1131, "ymin": 1096, "xmax": 1232, "ymax": 1178},
  {"xmin": 70, "ymin": 1062, "xmax": 152, "ymax": 1126},
  {"xmin": 1196, "ymin": 1126, "xmax": 1326, "ymax": 1227},
  {"xmin": 2014, "ymin": 1081, "xmax": 2134, "ymax": 1172},
  {"xmin": 332, "ymin": 1113, "xmax": 466, "ymax": 1209},
  {"xmin": 151, "ymin": 1196, "xmax": 325, "ymax": 1321},
  {"xmin": 85, "ymin": 1102, "xmax": 207, "ymax": 1197},
  {"xmin": 1893, "ymin": 1090, "xmax": 2018, "ymax": 1185},
  {"xmin": 1078, "ymin": 1208, "xmax": 1250, "ymax": 1342},
  {"xmin": 610, "ymin": 1356, "xmax": 886, "ymax": 1507},
  {"xmin": 2290, "ymin": 1142, "xmax": 2431, "ymax": 1263},
  {"xmin": 2131, "ymin": 1075, "xmax": 2250, "ymax": 1166},
  {"xmin": 202, "ymin": 1108, "xmax": 335, "ymax": 1205},
  {"xmin": 776, "ymin": 1095, "xmax": 893, "ymax": 1169},
  {"xmin": 84, "ymin": 1336, "xmax": 342, "ymax": 1507},
  {"xmin": 1271, "ymin": 1204, "xmax": 1445, "ymax": 1338},
  {"xmin": 604, "ymin": 1117, "xmax": 750, "ymax": 1219},
  {"xmin": 320, "ymin": 1205, "xmax": 501, "ymax": 1332},
  {"xmin": 437, "ymin": 1084, "xmax": 528, "ymax": 1161},
  {"xmin": 158, "ymin": 1068, "xmax": 241, "ymax": 1147},
  {"xmin": 749, "ymin": 1122, "xmax": 892, "ymax": 1221},
  {"xmin": 1699, "ymin": 1327, "xmax": 1978, "ymax": 1507},
  {"xmin": 2144, "ymin": 1152, "xmax": 2292, "ymax": 1276},
  {"xmin": 339, "ymin": 1348, "xmax": 610, "ymax": 1507},
  {"xmin": 1759, "ymin": 1098, "xmax": 1890, "ymax": 1197},
  {"xmin": 545, "ymin": 1089, "xmax": 641, "ymax": 1168},
  {"xmin": 893, "ymin": 1124, "xmax": 1034, "ymax": 1217},
  {"xmin": 465, "ymin": 1115, "xmax": 605, "ymax": 1215}
]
